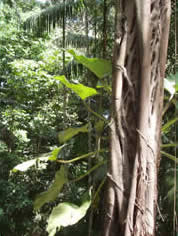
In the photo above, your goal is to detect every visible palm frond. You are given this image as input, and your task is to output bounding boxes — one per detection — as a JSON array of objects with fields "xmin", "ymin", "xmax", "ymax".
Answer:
[
  {"xmin": 66, "ymin": 32, "xmax": 94, "ymax": 48},
  {"xmin": 54, "ymin": 32, "xmax": 94, "ymax": 48},
  {"xmin": 24, "ymin": 0, "xmax": 84, "ymax": 34}
]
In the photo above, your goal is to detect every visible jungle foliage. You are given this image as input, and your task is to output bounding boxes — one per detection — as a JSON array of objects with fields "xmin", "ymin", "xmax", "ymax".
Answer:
[{"xmin": 0, "ymin": 0, "xmax": 177, "ymax": 236}]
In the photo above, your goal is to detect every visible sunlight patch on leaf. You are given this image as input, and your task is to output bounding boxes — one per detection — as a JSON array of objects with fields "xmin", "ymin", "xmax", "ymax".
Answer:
[
  {"xmin": 164, "ymin": 73, "xmax": 178, "ymax": 96},
  {"xmin": 12, "ymin": 155, "xmax": 49, "ymax": 172},
  {"xmin": 34, "ymin": 165, "xmax": 68, "ymax": 211},
  {"xmin": 164, "ymin": 77, "xmax": 175, "ymax": 97}
]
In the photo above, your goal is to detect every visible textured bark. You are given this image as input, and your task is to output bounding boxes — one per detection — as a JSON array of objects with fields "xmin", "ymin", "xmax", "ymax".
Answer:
[{"xmin": 102, "ymin": 0, "xmax": 171, "ymax": 236}]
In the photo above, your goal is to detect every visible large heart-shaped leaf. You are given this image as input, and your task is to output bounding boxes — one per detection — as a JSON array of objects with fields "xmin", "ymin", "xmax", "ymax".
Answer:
[
  {"xmin": 55, "ymin": 75, "xmax": 98, "ymax": 100},
  {"xmin": 58, "ymin": 124, "xmax": 88, "ymax": 144},
  {"xmin": 34, "ymin": 166, "xmax": 68, "ymax": 210},
  {"xmin": 68, "ymin": 49, "xmax": 112, "ymax": 79},
  {"xmin": 46, "ymin": 190, "xmax": 91, "ymax": 236}
]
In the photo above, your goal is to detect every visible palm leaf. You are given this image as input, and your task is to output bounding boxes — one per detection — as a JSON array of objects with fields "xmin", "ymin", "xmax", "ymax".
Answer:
[
  {"xmin": 66, "ymin": 32, "xmax": 94, "ymax": 48},
  {"xmin": 54, "ymin": 32, "xmax": 95, "ymax": 48},
  {"xmin": 24, "ymin": 0, "xmax": 84, "ymax": 34}
]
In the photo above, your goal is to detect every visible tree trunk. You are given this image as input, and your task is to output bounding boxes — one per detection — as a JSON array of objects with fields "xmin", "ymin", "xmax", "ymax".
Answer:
[{"xmin": 102, "ymin": 1, "xmax": 171, "ymax": 236}]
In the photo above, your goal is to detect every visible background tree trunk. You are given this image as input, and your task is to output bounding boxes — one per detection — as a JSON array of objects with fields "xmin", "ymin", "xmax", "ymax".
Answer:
[{"xmin": 102, "ymin": 1, "xmax": 171, "ymax": 236}]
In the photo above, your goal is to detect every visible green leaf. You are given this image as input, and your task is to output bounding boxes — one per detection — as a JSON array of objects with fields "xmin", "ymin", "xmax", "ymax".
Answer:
[
  {"xmin": 161, "ymin": 117, "xmax": 178, "ymax": 133},
  {"xmin": 34, "ymin": 166, "xmax": 68, "ymax": 211},
  {"xmin": 68, "ymin": 49, "xmax": 112, "ymax": 79},
  {"xmin": 12, "ymin": 155, "xmax": 49, "ymax": 172},
  {"xmin": 48, "ymin": 145, "xmax": 66, "ymax": 161},
  {"xmin": 58, "ymin": 124, "xmax": 88, "ymax": 144},
  {"xmin": 46, "ymin": 190, "xmax": 91, "ymax": 236},
  {"xmin": 55, "ymin": 75, "xmax": 98, "ymax": 100},
  {"xmin": 161, "ymin": 151, "xmax": 178, "ymax": 163}
]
